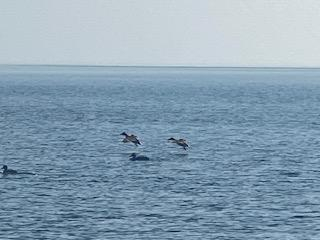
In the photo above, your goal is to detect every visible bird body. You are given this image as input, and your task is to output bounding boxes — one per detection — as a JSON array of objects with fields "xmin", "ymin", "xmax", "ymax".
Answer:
[
  {"xmin": 1, "ymin": 165, "xmax": 18, "ymax": 175},
  {"xmin": 168, "ymin": 137, "xmax": 189, "ymax": 150},
  {"xmin": 1, "ymin": 165, "xmax": 35, "ymax": 176},
  {"xmin": 121, "ymin": 132, "xmax": 141, "ymax": 146}
]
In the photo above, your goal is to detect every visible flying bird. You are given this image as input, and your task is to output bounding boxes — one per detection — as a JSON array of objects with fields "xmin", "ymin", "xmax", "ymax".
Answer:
[
  {"xmin": 168, "ymin": 137, "xmax": 189, "ymax": 150},
  {"xmin": 120, "ymin": 132, "xmax": 141, "ymax": 146}
]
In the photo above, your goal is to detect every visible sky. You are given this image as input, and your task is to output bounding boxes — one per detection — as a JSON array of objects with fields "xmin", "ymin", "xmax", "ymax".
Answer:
[{"xmin": 0, "ymin": 0, "xmax": 320, "ymax": 67}]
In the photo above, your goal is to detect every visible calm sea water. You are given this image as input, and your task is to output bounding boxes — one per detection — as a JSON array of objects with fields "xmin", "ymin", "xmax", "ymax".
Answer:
[{"xmin": 1, "ymin": 66, "xmax": 320, "ymax": 239}]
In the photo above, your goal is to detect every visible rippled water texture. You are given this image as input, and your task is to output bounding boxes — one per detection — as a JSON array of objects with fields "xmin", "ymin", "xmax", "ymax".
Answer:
[{"xmin": 1, "ymin": 66, "xmax": 320, "ymax": 239}]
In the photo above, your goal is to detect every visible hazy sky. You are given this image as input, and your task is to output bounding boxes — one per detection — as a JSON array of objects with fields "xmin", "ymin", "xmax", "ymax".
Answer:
[{"xmin": 1, "ymin": 0, "xmax": 320, "ymax": 67}]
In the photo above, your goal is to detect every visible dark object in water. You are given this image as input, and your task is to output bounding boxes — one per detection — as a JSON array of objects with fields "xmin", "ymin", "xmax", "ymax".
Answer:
[
  {"xmin": 129, "ymin": 153, "xmax": 150, "ymax": 161},
  {"xmin": 1, "ymin": 165, "xmax": 18, "ymax": 175},
  {"xmin": 1, "ymin": 165, "xmax": 35, "ymax": 176}
]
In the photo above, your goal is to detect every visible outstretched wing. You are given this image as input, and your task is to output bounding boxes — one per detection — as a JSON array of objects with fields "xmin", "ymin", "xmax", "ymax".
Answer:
[
  {"xmin": 128, "ymin": 135, "xmax": 141, "ymax": 145},
  {"xmin": 133, "ymin": 138, "xmax": 141, "ymax": 145}
]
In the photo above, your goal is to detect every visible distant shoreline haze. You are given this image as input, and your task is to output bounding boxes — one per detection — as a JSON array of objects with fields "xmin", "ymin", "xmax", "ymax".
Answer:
[{"xmin": 1, "ymin": 64, "xmax": 320, "ymax": 71}]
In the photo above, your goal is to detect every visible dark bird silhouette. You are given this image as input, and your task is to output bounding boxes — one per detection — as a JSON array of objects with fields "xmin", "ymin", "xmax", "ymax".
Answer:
[
  {"xmin": 1, "ymin": 165, "xmax": 18, "ymax": 175},
  {"xmin": 1, "ymin": 165, "xmax": 35, "ymax": 176},
  {"xmin": 129, "ymin": 153, "xmax": 149, "ymax": 161},
  {"xmin": 168, "ymin": 137, "xmax": 189, "ymax": 150},
  {"xmin": 120, "ymin": 132, "xmax": 141, "ymax": 146}
]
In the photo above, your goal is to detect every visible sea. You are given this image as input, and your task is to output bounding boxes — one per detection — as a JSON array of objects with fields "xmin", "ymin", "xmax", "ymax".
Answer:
[{"xmin": 0, "ymin": 65, "xmax": 320, "ymax": 239}]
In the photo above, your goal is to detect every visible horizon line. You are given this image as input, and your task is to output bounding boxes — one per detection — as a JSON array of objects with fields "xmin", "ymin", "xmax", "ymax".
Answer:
[{"xmin": 1, "ymin": 63, "xmax": 320, "ymax": 70}]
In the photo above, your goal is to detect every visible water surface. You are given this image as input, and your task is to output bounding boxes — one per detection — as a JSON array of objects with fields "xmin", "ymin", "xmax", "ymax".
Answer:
[{"xmin": 1, "ymin": 66, "xmax": 320, "ymax": 239}]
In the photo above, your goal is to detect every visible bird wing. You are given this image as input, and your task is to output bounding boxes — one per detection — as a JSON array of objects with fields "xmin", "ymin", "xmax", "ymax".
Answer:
[
  {"xmin": 177, "ymin": 141, "xmax": 188, "ymax": 148},
  {"xmin": 133, "ymin": 138, "xmax": 141, "ymax": 145},
  {"xmin": 128, "ymin": 135, "xmax": 141, "ymax": 145}
]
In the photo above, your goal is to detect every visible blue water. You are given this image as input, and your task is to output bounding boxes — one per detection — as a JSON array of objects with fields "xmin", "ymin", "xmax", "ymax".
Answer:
[{"xmin": 1, "ymin": 66, "xmax": 320, "ymax": 239}]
